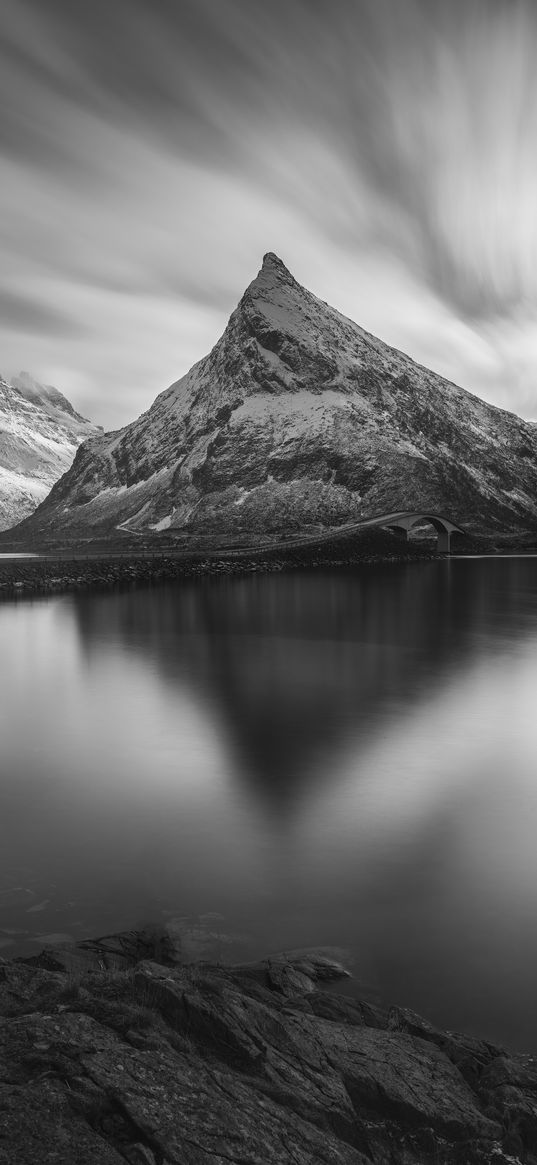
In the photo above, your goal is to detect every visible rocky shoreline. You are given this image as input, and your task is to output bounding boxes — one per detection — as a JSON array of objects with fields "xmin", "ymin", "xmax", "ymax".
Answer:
[
  {"xmin": 0, "ymin": 529, "xmax": 434, "ymax": 601},
  {"xmin": 0, "ymin": 924, "xmax": 534, "ymax": 1164}
]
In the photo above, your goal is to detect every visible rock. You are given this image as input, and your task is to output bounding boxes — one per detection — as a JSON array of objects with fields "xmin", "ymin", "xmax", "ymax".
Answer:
[
  {"xmin": 125, "ymin": 1146, "xmax": 157, "ymax": 1165},
  {"xmin": 21, "ymin": 923, "xmax": 183, "ymax": 975},
  {"xmin": 0, "ymin": 928, "xmax": 532, "ymax": 1163},
  {"xmin": 389, "ymin": 1003, "xmax": 507, "ymax": 1088},
  {"xmin": 263, "ymin": 949, "xmax": 352, "ymax": 997},
  {"xmin": 480, "ymin": 1053, "xmax": 537, "ymax": 1154}
]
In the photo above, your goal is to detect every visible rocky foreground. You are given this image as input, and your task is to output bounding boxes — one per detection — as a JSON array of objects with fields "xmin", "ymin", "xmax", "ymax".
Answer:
[{"xmin": 0, "ymin": 926, "xmax": 535, "ymax": 1164}]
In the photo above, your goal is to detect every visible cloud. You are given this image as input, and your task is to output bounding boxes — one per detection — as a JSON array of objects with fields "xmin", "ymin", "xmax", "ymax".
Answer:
[
  {"xmin": 2, "ymin": 0, "xmax": 537, "ymax": 426},
  {"xmin": 0, "ymin": 288, "xmax": 85, "ymax": 336}
]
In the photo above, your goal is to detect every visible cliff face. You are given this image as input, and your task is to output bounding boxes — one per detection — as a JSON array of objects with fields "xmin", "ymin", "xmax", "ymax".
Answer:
[
  {"xmin": 16, "ymin": 253, "xmax": 537, "ymax": 541},
  {"xmin": 0, "ymin": 925, "xmax": 532, "ymax": 1164},
  {"xmin": 0, "ymin": 372, "xmax": 100, "ymax": 531}
]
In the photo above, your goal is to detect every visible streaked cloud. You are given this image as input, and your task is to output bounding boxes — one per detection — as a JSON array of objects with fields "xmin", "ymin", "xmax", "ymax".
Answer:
[
  {"xmin": 1, "ymin": 0, "xmax": 537, "ymax": 427},
  {"xmin": 0, "ymin": 288, "xmax": 87, "ymax": 337}
]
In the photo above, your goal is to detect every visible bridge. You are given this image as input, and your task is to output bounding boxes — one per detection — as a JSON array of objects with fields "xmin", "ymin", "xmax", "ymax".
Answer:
[
  {"xmin": 341, "ymin": 510, "xmax": 465, "ymax": 553},
  {"xmin": 230, "ymin": 510, "xmax": 466, "ymax": 557}
]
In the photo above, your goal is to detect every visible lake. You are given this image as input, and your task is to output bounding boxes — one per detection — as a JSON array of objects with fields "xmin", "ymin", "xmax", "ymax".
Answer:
[{"xmin": 1, "ymin": 557, "xmax": 537, "ymax": 1051}]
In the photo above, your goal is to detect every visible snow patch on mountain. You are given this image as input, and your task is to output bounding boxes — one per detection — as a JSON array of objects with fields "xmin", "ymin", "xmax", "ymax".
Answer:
[{"xmin": 151, "ymin": 512, "xmax": 174, "ymax": 531}]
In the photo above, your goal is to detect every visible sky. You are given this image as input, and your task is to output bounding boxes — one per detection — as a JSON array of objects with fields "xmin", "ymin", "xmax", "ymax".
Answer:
[{"xmin": 2, "ymin": 0, "xmax": 537, "ymax": 430}]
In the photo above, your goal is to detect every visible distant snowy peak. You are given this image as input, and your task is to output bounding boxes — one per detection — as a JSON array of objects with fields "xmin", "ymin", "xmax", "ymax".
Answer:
[
  {"xmin": 14, "ymin": 253, "xmax": 537, "ymax": 541},
  {"xmin": 11, "ymin": 370, "xmax": 89, "ymax": 423},
  {"xmin": 0, "ymin": 372, "xmax": 100, "ymax": 531}
]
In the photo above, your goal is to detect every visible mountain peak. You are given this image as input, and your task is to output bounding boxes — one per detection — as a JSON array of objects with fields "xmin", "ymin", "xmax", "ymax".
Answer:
[
  {"xmin": 260, "ymin": 252, "xmax": 297, "ymax": 283},
  {"xmin": 262, "ymin": 252, "xmax": 290, "ymax": 272},
  {"xmin": 0, "ymin": 371, "xmax": 101, "ymax": 531},
  {"xmin": 15, "ymin": 253, "xmax": 537, "ymax": 542},
  {"xmin": 238, "ymin": 253, "xmax": 307, "ymax": 322},
  {"xmin": 244, "ymin": 252, "xmax": 298, "ymax": 295},
  {"xmin": 12, "ymin": 370, "xmax": 85, "ymax": 421}
]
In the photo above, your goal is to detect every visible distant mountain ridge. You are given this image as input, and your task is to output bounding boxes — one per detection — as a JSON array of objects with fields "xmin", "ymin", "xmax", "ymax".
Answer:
[
  {"xmin": 11, "ymin": 370, "xmax": 86, "ymax": 422},
  {"xmin": 0, "ymin": 371, "xmax": 100, "ymax": 531},
  {"xmin": 12, "ymin": 253, "xmax": 537, "ymax": 541}
]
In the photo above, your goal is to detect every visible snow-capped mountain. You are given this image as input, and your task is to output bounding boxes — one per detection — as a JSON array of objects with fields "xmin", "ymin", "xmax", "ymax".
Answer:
[
  {"xmin": 14, "ymin": 254, "xmax": 537, "ymax": 540},
  {"xmin": 11, "ymin": 370, "xmax": 86, "ymax": 424},
  {"xmin": 0, "ymin": 372, "xmax": 100, "ymax": 531}
]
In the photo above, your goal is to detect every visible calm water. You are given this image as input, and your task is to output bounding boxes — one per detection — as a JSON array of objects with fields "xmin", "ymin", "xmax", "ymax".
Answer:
[{"xmin": 2, "ymin": 558, "xmax": 537, "ymax": 1050}]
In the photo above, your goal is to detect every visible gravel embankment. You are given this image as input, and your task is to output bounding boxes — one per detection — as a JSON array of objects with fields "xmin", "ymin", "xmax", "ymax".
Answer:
[{"xmin": 0, "ymin": 530, "xmax": 434, "ymax": 600}]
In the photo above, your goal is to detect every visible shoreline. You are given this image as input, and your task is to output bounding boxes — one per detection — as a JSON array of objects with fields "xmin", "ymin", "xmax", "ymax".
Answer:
[
  {"xmin": 0, "ymin": 923, "xmax": 533, "ymax": 1163},
  {"xmin": 0, "ymin": 531, "xmax": 437, "ymax": 602},
  {"xmin": 1, "ymin": 521, "xmax": 537, "ymax": 602}
]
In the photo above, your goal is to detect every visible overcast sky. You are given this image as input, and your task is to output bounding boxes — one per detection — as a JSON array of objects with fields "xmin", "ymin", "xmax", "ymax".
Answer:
[{"xmin": 2, "ymin": 0, "xmax": 537, "ymax": 429}]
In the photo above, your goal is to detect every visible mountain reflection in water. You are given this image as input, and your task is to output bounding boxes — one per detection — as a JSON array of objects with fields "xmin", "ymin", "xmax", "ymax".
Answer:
[{"xmin": 2, "ymin": 557, "xmax": 537, "ymax": 1050}]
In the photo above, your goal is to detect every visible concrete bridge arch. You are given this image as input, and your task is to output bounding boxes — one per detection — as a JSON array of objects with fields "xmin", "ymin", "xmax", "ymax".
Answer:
[
  {"xmin": 349, "ymin": 510, "xmax": 465, "ymax": 553},
  {"xmin": 340, "ymin": 510, "xmax": 463, "ymax": 549}
]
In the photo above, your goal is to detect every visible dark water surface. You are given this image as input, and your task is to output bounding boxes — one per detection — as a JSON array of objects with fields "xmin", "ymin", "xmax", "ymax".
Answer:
[{"xmin": 2, "ymin": 558, "xmax": 537, "ymax": 1050}]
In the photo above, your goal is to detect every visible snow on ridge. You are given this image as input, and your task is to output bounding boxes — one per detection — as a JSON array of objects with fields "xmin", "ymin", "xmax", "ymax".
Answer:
[
  {"xmin": 151, "ymin": 513, "xmax": 173, "ymax": 531},
  {"xmin": 0, "ymin": 371, "xmax": 98, "ymax": 531}
]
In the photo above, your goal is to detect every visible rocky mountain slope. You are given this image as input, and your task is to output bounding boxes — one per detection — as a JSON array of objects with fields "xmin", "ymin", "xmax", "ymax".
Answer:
[
  {"xmin": 0, "ymin": 372, "xmax": 100, "ymax": 530},
  {"xmin": 1, "ymin": 924, "xmax": 533, "ymax": 1164},
  {"xmin": 14, "ymin": 254, "xmax": 537, "ymax": 542}
]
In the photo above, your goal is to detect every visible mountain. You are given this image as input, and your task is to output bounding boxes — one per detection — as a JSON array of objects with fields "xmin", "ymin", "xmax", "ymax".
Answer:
[
  {"xmin": 11, "ymin": 370, "xmax": 84, "ymax": 422},
  {"xmin": 0, "ymin": 372, "xmax": 100, "ymax": 531},
  {"xmin": 13, "ymin": 253, "xmax": 537, "ymax": 542}
]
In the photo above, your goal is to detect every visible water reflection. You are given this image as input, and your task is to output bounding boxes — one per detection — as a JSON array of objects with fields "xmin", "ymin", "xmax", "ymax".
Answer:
[
  {"xmin": 1, "ymin": 558, "xmax": 537, "ymax": 1049},
  {"xmin": 71, "ymin": 559, "xmax": 537, "ymax": 811}
]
